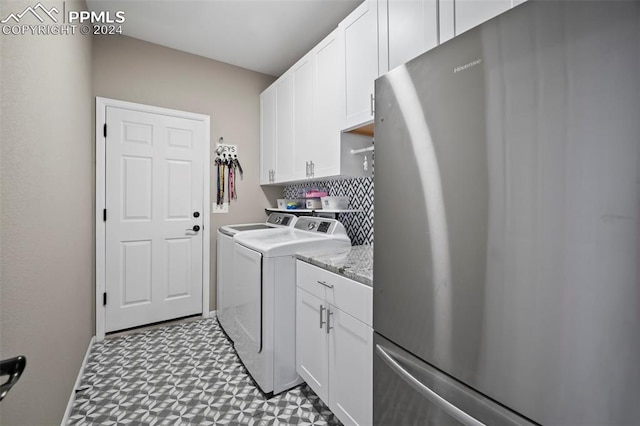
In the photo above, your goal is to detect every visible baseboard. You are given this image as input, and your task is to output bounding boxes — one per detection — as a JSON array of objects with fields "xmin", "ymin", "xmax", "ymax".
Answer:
[{"xmin": 61, "ymin": 336, "xmax": 95, "ymax": 426}]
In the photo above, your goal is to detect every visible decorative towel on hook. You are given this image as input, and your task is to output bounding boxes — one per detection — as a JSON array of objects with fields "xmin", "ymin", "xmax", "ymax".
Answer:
[{"xmin": 215, "ymin": 138, "xmax": 243, "ymax": 205}]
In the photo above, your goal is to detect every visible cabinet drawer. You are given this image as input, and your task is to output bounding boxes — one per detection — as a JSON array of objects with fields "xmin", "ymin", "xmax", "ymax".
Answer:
[
  {"xmin": 297, "ymin": 260, "xmax": 372, "ymax": 327},
  {"xmin": 296, "ymin": 260, "xmax": 328, "ymax": 300}
]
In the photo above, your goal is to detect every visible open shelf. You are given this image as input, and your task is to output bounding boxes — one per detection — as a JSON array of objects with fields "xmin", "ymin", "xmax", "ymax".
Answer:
[{"xmin": 265, "ymin": 207, "xmax": 362, "ymax": 214}]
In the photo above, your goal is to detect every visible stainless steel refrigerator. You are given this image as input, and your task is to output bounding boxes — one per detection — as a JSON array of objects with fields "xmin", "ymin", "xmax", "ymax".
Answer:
[{"xmin": 373, "ymin": 1, "xmax": 640, "ymax": 424}]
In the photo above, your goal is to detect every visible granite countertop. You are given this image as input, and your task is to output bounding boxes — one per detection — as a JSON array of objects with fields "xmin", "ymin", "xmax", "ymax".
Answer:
[{"xmin": 296, "ymin": 245, "xmax": 373, "ymax": 287}]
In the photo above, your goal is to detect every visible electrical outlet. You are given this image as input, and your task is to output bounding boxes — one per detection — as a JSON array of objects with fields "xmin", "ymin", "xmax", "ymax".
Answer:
[{"xmin": 212, "ymin": 202, "xmax": 229, "ymax": 214}]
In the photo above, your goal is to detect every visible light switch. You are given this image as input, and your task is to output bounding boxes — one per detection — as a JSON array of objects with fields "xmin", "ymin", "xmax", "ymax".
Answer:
[{"xmin": 213, "ymin": 202, "xmax": 228, "ymax": 214}]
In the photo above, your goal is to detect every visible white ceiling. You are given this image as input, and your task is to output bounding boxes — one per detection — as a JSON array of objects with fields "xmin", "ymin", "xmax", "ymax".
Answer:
[{"xmin": 86, "ymin": 0, "xmax": 362, "ymax": 77}]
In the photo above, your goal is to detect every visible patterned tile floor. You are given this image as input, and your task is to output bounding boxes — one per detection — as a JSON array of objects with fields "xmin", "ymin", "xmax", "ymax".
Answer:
[{"xmin": 68, "ymin": 318, "xmax": 341, "ymax": 425}]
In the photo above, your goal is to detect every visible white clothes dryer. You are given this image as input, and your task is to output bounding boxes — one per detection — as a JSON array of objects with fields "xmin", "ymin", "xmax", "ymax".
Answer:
[
  {"xmin": 216, "ymin": 213, "xmax": 297, "ymax": 341},
  {"xmin": 232, "ymin": 217, "xmax": 351, "ymax": 395}
]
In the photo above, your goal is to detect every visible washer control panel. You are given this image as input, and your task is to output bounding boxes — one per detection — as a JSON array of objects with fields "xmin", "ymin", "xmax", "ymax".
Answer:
[
  {"xmin": 266, "ymin": 213, "xmax": 295, "ymax": 226},
  {"xmin": 295, "ymin": 217, "xmax": 341, "ymax": 234}
]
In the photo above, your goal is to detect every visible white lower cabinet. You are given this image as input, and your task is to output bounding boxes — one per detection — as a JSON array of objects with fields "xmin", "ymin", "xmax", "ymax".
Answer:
[
  {"xmin": 296, "ymin": 261, "xmax": 373, "ymax": 426},
  {"xmin": 328, "ymin": 307, "xmax": 373, "ymax": 426},
  {"xmin": 296, "ymin": 288, "xmax": 330, "ymax": 402}
]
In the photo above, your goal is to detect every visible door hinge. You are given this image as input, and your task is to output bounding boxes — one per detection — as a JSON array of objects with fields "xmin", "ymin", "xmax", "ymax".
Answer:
[
  {"xmin": 103, "ymin": 209, "xmax": 107, "ymax": 221},
  {"xmin": 103, "ymin": 123, "xmax": 107, "ymax": 138},
  {"xmin": 103, "ymin": 292, "xmax": 107, "ymax": 306}
]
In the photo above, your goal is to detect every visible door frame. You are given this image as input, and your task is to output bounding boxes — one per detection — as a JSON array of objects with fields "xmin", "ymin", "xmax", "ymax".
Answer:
[{"xmin": 95, "ymin": 97, "xmax": 211, "ymax": 341}]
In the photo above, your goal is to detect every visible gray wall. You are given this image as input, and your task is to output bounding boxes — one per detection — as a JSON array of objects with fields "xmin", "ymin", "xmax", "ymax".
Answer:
[
  {"xmin": 93, "ymin": 35, "xmax": 280, "ymax": 310},
  {"xmin": 0, "ymin": 1, "xmax": 94, "ymax": 424}
]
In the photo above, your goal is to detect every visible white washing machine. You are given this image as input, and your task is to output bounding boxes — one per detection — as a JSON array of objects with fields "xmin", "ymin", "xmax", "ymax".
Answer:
[
  {"xmin": 233, "ymin": 216, "xmax": 351, "ymax": 395},
  {"xmin": 217, "ymin": 213, "xmax": 297, "ymax": 341}
]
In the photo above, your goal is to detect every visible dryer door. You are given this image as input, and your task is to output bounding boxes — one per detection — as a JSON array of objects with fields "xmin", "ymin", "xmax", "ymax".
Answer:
[
  {"xmin": 234, "ymin": 243, "xmax": 263, "ymax": 354},
  {"xmin": 216, "ymin": 230, "xmax": 235, "ymax": 340}
]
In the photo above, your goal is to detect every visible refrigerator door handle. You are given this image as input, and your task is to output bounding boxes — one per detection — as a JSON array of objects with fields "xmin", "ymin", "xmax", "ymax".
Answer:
[{"xmin": 376, "ymin": 344, "xmax": 485, "ymax": 426}]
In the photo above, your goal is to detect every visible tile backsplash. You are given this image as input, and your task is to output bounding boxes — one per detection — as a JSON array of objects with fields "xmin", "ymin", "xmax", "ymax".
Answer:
[{"xmin": 283, "ymin": 177, "xmax": 374, "ymax": 246}]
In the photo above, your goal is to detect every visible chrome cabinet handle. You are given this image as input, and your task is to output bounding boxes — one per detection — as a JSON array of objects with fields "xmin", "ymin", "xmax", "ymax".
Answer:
[
  {"xmin": 376, "ymin": 344, "xmax": 485, "ymax": 426},
  {"xmin": 370, "ymin": 93, "xmax": 375, "ymax": 115},
  {"xmin": 319, "ymin": 305, "xmax": 326, "ymax": 328},
  {"xmin": 311, "ymin": 161, "xmax": 315, "ymax": 177},
  {"xmin": 317, "ymin": 280, "xmax": 334, "ymax": 289},
  {"xmin": 326, "ymin": 310, "xmax": 333, "ymax": 334}
]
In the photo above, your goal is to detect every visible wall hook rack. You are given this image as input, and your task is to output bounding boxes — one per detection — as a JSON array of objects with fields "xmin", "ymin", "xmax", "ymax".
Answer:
[{"xmin": 214, "ymin": 137, "xmax": 243, "ymax": 205}]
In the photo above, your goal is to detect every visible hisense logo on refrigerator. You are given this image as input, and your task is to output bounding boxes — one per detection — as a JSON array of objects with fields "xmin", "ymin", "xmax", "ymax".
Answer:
[
  {"xmin": 1, "ymin": 1, "xmax": 125, "ymax": 36},
  {"xmin": 454, "ymin": 59, "xmax": 482, "ymax": 74}
]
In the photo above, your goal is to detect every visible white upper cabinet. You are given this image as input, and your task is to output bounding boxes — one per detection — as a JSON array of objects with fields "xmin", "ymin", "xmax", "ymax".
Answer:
[
  {"xmin": 379, "ymin": 0, "xmax": 438, "ymax": 73},
  {"xmin": 292, "ymin": 53, "xmax": 314, "ymax": 180},
  {"xmin": 340, "ymin": 0, "xmax": 379, "ymax": 131},
  {"xmin": 262, "ymin": 0, "xmax": 529, "ymax": 184},
  {"xmin": 260, "ymin": 28, "xmax": 371, "ymax": 185},
  {"xmin": 274, "ymin": 72, "xmax": 296, "ymax": 183},
  {"xmin": 310, "ymin": 29, "xmax": 343, "ymax": 179},
  {"xmin": 440, "ymin": 0, "xmax": 525, "ymax": 43},
  {"xmin": 260, "ymin": 87, "xmax": 276, "ymax": 185}
]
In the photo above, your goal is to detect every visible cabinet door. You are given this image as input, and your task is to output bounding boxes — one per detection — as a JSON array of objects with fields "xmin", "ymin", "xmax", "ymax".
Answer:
[
  {"xmin": 385, "ymin": 0, "xmax": 438, "ymax": 71},
  {"xmin": 341, "ymin": 0, "xmax": 378, "ymax": 131},
  {"xmin": 440, "ymin": 0, "xmax": 515, "ymax": 43},
  {"xmin": 293, "ymin": 54, "xmax": 314, "ymax": 180},
  {"xmin": 328, "ymin": 307, "xmax": 373, "ymax": 426},
  {"xmin": 312, "ymin": 29, "xmax": 342, "ymax": 179},
  {"xmin": 296, "ymin": 288, "xmax": 329, "ymax": 402},
  {"xmin": 274, "ymin": 72, "xmax": 295, "ymax": 183},
  {"xmin": 259, "ymin": 87, "xmax": 276, "ymax": 185}
]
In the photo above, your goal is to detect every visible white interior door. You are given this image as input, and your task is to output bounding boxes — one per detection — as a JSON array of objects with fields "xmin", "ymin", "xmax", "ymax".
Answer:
[{"xmin": 104, "ymin": 106, "xmax": 204, "ymax": 332}]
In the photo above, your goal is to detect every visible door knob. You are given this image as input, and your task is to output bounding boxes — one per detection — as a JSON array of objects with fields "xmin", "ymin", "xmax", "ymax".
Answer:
[
  {"xmin": 193, "ymin": 211, "xmax": 200, "ymax": 218},
  {"xmin": 187, "ymin": 225, "xmax": 200, "ymax": 232}
]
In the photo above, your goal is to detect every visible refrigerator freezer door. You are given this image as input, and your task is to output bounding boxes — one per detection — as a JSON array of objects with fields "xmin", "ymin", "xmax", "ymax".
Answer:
[
  {"xmin": 374, "ymin": 333, "xmax": 533, "ymax": 426},
  {"xmin": 373, "ymin": 1, "xmax": 640, "ymax": 424}
]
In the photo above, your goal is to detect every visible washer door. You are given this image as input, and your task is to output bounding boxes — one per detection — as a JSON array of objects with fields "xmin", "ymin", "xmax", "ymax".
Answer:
[{"xmin": 233, "ymin": 243, "xmax": 263, "ymax": 354}]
